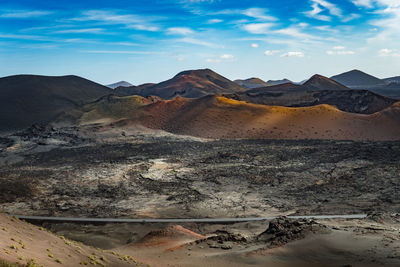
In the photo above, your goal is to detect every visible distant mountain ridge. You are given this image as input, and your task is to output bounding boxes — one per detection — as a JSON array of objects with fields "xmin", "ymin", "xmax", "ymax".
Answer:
[
  {"xmin": 106, "ymin": 81, "xmax": 133, "ymax": 89},
  {"xmin": 331, "ymin": 69, "xmax": 386, "ymax": 87},
  {"xmin": 330, "ymin": 69, "xmax": 400, "ymax": 98},
  {"xmin": 234, "ymin": 78, "xmax": 270, "ymax": 89},
  {"xmin": 267, "ymin": 79, "xmax": 292, "ymax": 86},
  {"xmin": 384, "ymin": 76, "xmax": 400, "ymax": 84},
  {"xmin": 224, "ymin": 74, "xmax": 396, "ymax": 114}
]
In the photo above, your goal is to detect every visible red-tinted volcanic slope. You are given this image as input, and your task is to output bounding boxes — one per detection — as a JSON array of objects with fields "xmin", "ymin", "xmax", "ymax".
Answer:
[
  {"xmin": 115, "ymin": 69, "xmax": 246, "ymax": 99},
  {"xmin": 133, "ymin": 95, "xmax": 400, "ymax": 140}
]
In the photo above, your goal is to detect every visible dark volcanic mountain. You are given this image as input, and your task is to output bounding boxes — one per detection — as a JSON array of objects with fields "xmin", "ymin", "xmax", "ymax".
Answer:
[
  {"xmin": 115, "ymin": 69, "xmax": 246, "ymax": 99},
  {"xmin": 331, "ymin": 69, "xmax": 386, "ymax": 88},
  {"xmin": 267, "ymin": 79, "xmax": 292, "ymax": 86},
  {"xmin": 245, "ymin": 74, "xmax": 347, "ymax": 93},
  {"xmin": 226, "ymin": 90, "xmax": 396, "ymax": 114},
  {"xmin": 234, "ymin": 78, "xmax": 270, "ymax": 89},
  {"xmin": 0, "ymin": 74, "xmax": 111, "ymax": 131},
  {"xmin": 224, "ymin": 74, "xmax": 396, "ymax": 114},
  {"xmin": 114, "ymin": 83, "xmax": 155, "ymax": 96},
  {"xmin": 303, "ymin": 74, "xmax": 349, "ymax": 91},
  {"xmin": 330, "ymin": 70, "xmax": 400, "ymax": 98},
  {"xmin": 384, "ymin": 76, "xmax": 400, "ymax": 84}
]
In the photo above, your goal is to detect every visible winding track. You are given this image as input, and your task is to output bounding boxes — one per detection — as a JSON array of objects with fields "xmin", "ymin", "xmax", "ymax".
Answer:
[{"xmin": 10, "ymin": 214, "xmax": 367, "ymax": 223}]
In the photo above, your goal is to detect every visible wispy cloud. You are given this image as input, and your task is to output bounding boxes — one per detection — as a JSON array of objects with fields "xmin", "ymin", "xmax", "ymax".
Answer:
[
  {"xmin": 241, "ymin": 8, "xmax": 277, "ymax": 21},
  {"xmin": 110, "ymin": 42, "xmax": 140, "ymax": 46},
  {"xmin": 280, "ymin": 51, "xmax": 305, "ymax": 57},
  {"xmin": 80, "ymin": 50, "xmax": 164, "ymax": 55},
  {"xmin": 378, "ymin": 48, "xmax": 400, "ymax": 57},
  {"xmin": 351, "ymin": 0, "xmax": 374, "ymax": 8},
  {"xmin": 207, "ymin": 18, "xmax": 223, "ymax": 24},
  {"xmin": 0, "ymin": 10, "xmax": 52, "ymax": 18},
  {"xmin": 251, "ymin": 43, "xmax": 259, "ymax": 48},
  {"xmin": 205, "ymin": 53, "xmax": 235, "ymax": 63},
  {"xmin": 53, "ymin": 28, "xmax": 105, "ymax": 34},
  {"xmin": 215, "ymin": 8, "xmax": 277, "ymax": 21},
  {"xmin": 304, "ymin": 0, "xmax": 342, "ymax": 21},
  {"xmin": 0, "ymin": 33, "xmax": 51, "ymax": 41},
  {"xmin": 275, "ymin": 27, "xmax": 318, "ymax": 40},
  {"xmin": 367, "ymin": 1, "xmax": 400, "ymax": 44},
  {"xmin": 166, "ymin": 27, "xmax": 194, "ymax": 35},
  {"xmin": 342, "ymin": 13, "xmax": 361, "ymax": 22},
  {"xmin": 242, "ymin": 23, "xmax": 274, "ymax": 34},
  {"xmin": 264, "ymin": 50, "xmax": 281, "ymax": 56},
  {"xmin": 305, "ymin": 2, "xmax": 331, "ymax": 21},
  {"xmin": 220, "ymin": 54, "xmax": 234, "ymax": 59},
  {"xmin": 326, "ymin": 49, "xmax": 355, "ymax": 55},
  {"xmin": 71, "ymin": 10, "xmax": 160, "ymax": 32},
  {"xmin": 178, "ymin": 37, "xmax": 218, "ymax": 47},
  {"xmin": 333, "ymin": 45, "xmax": 345, "ymax": 50}
]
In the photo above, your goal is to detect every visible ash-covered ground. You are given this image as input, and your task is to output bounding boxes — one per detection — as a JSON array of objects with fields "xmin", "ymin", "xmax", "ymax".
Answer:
[{"xmin": 0, "ymin": 125, "xmax": 399, "ymax": 218}]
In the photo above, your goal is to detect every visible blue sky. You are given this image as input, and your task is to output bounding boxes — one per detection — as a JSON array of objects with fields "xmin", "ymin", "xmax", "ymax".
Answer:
[{"xmin": 0, "ymin": 0, "xmax": 399, "ymax": 84}]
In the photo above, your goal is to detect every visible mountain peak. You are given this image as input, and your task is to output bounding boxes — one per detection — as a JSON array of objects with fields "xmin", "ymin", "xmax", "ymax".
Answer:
[
  {"xmin": 331, "ymin": 69, "xmax": 385, "ymax": 87},
  {"xmin": 304, "ymin": 74, "xmax": 348, "ymax": 90},
  {"xmin": 175, "ymin": 68, "xmax": 215, "ymax": 77}
]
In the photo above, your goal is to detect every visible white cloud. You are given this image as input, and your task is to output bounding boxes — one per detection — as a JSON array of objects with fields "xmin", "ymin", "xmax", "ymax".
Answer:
[
  {"xmin": 241, "ymin": 8, "xmax": 277, "ymax": 21},
  {"xmin": 206, "ymin": 54, "xmax": 235, "ymax": 63},
  {"xmin": 378, "ymin": 48, "xmax": 400, "ymax": 57},
  {"xmin": 166, "ymin": 27, "xmax": 194, "ymax": 35},
  {"xmin": 333, "ymin": 46, "xmax": 345, "ymax": 50},
  {"xmin": 0, "ymin": 10, "xmax": 52, "ymax": 18},
  {"xmin": 0, "ymin": 33, "xmax": 51, "ymax": 41},
  {"xmin": 207, "ymin": 18, "xmax": 222, "ymax": 24},
  {"xmin": 175, "ymin": 54, "xmax": 185, "ymax": 61},
  {"xmin": 351, "ymin": 0, "xmax": 374, "ymax": 8},
  {"xmin": 298, "ymin": 22, "xmax": 309, "ymax": 28},
  {"xmin": 275, "ymin": 27, "xmax": 319, "ymax": 40},
  {"xmin": 251, "ymin": 43, "xmax": 259, "ymax": 48},
  {"xmin": 81, "ymin": 50, "xmax": 164, "ymax": 55},
  {"xmin": 342, "ymin": 13, "xmax": 361, "ymax": 22},
  {"xmin": 304, "ymin": 0, "xmax": 342, "ymax": 21},
  {"xmin": 215, "ymin": 8, "xmax": 277, "ymax": 21},
  {"xmin": 72, "ymin": 10, "xmax": 160, "ymax": 32},
  {"xmin": 315, "ymin": 0, "xmax": 342, "ymax": 16},
  {"xmin": 220, "ymin": 54, "xmax": 234, "ymax": 59},
  {"xmin": 179, "ymin": 37, "xmax": 217, "ymax": 47},
  {"xmin": 315, "ymin": 25, "xmax": 337, "ymax": 32},
  {"xmin": 205, "ymin": 58, "xmax": 221, "ymax": 63},
  {"xmin": 264, "ymin": 50, "xmax": 281, "ymax": 56},
  {"xmin": 242, "ymin": 23, "xmax": 274, "ymax": 34},
  {"xmin": 367, "ymin": 2, "xmax": 400, "ymax": 44},
  {"xmin": 128, "ymin": 24, "xmax": 159, "ymax": 31},
  {"xmin": 305, "ymin": 3, "xmax": 331, "ymax": 21},
  {"xmin": 54, "ymin": 28, "xmax": 104, "ymax": 34},
  {"xmin": 280, "ymin": 51, "xmax": 305, "ymax": 57},
  {"xmin": 326, "ymin": 50, "xmax": 355, "ymax": 55}
]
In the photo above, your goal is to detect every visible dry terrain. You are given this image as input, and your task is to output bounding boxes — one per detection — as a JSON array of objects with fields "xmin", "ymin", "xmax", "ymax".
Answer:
[{"xmin": 1, "ymin": 108, "xmax": 399, "ymax": 266}]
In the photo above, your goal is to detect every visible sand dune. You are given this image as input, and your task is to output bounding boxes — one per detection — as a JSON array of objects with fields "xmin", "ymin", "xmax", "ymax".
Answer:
[{"xmin": 0, "ymin": 213, "xmax": 146, "ymax": 267}]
